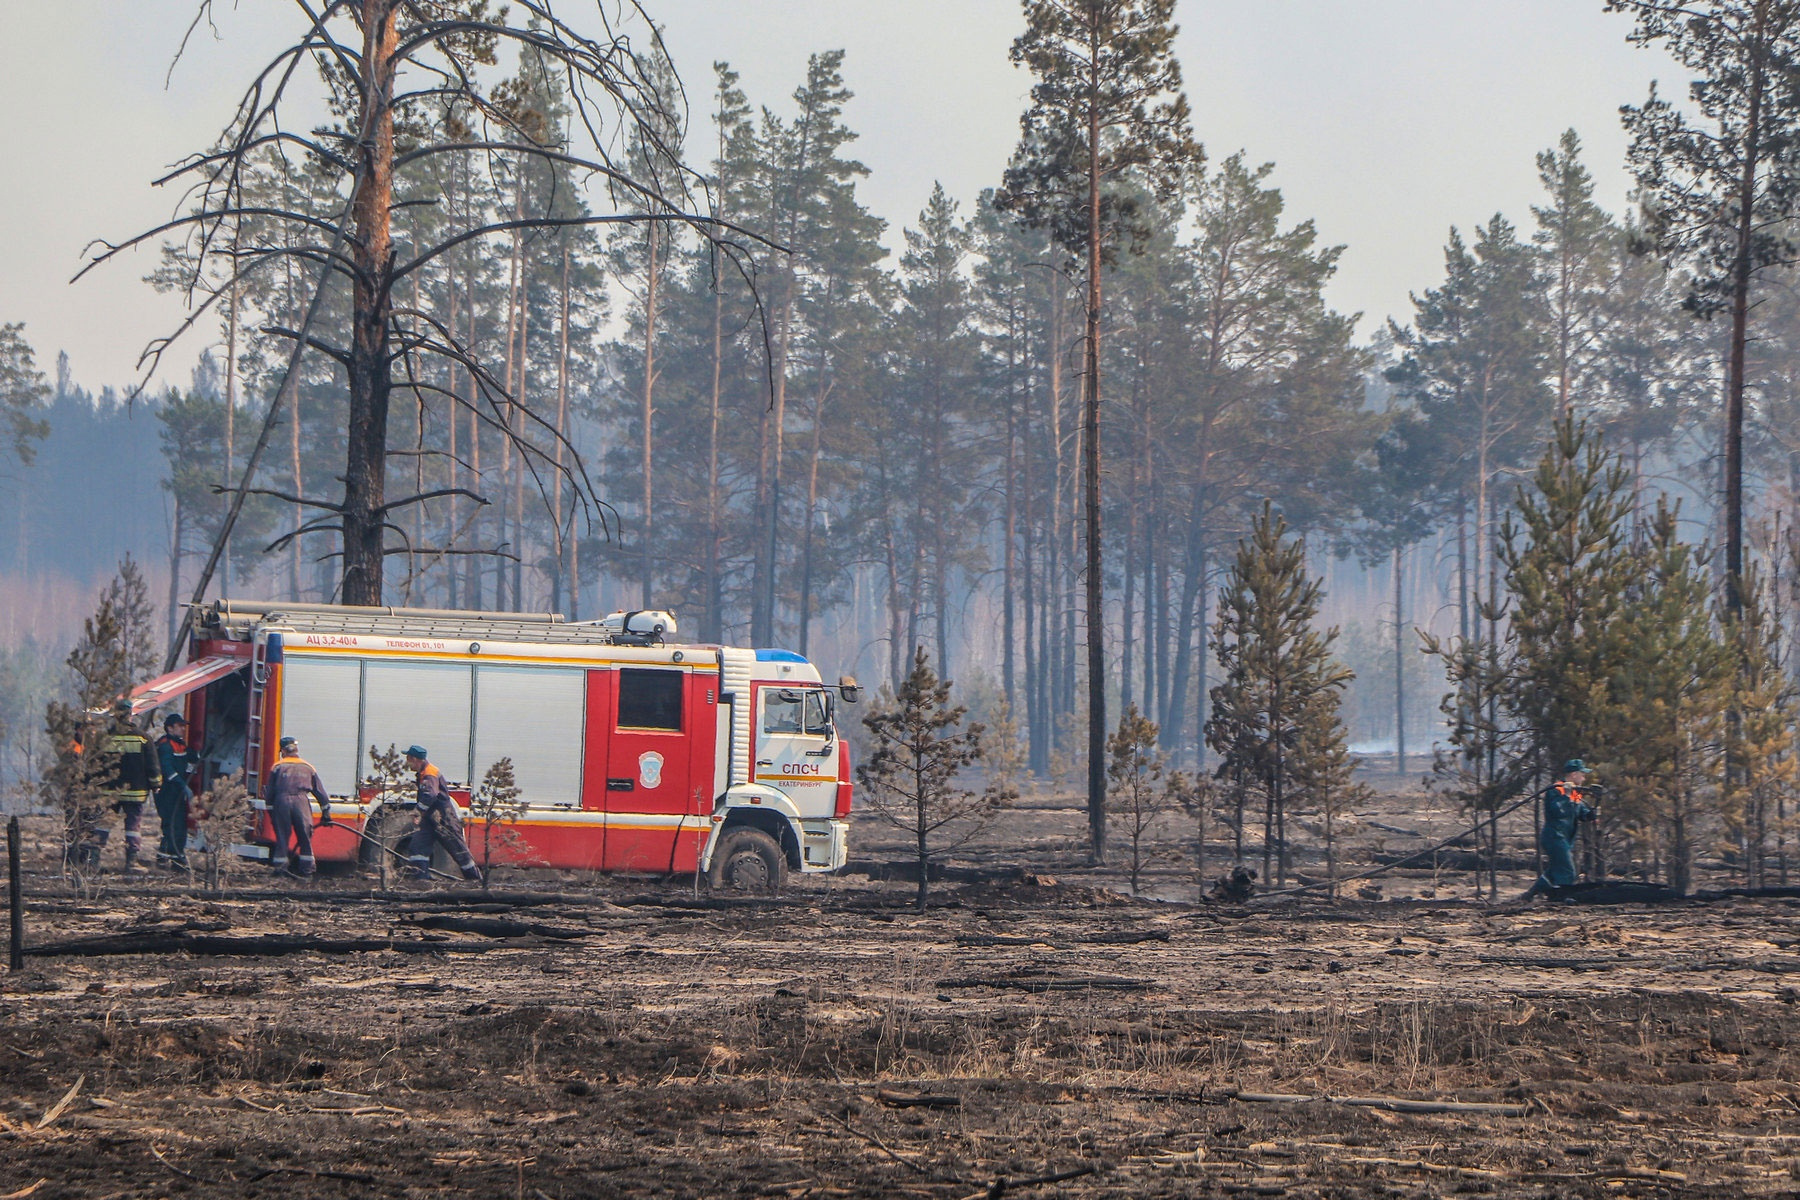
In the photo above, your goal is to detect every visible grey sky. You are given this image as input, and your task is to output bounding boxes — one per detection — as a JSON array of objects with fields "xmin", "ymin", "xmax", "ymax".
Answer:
[{"xmin": 1, "ymin": 1, "xmax": 1681, "ymax": 391}]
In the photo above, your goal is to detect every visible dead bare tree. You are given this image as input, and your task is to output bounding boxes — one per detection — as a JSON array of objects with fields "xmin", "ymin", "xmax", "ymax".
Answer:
[{"xmin": 82, "ymin": 0, "xmax": 774, "ymax": 626}]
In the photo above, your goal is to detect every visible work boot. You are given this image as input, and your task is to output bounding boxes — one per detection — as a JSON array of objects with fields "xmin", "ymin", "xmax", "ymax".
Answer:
[{"xmin": 123, "ymin": 849, "xmax": 147, "ymax": 874}]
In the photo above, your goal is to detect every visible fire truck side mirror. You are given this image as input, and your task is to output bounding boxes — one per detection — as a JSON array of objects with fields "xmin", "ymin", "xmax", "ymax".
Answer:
[{"xmin": 837, "ymin": 675, "xmax": 861, "ymax": 704}]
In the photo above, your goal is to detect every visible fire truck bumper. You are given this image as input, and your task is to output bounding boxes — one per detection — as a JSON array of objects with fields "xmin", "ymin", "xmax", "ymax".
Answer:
[{"xmin": 798, "ymin": 818, "xmax": 849, "ymax": 873}]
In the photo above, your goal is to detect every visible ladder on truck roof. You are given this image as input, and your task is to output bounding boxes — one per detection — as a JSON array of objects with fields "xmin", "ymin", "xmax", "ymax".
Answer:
[{"xmin": 200, "ymin": 600, "xmax": 666, "ymax": 649}]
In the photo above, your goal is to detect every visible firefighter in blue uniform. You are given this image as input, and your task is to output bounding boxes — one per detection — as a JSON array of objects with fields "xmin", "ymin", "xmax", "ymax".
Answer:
[
  {"xmin": 266, "ymin": 736, "xmax": 330, "ymax": 878},
  {"xmin": 1535, "ymin": 758, "xmax": 1598, "ymax": 891},
  {"xmin": 403, "ymin": 745, "xmax": 482, "ymax": 883},
  {"xmin": 154, "ymin": 713, "xmax": 200, "ymax": 869}
]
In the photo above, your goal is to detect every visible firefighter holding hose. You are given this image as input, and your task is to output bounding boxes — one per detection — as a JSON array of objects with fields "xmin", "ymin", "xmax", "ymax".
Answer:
[
  {"xmin": 1533, "ymin": 758, "xmax": 1599, "ymax": 893},
  {"xmin": 403, "ymin": 745, "xmax": 483, "ymax": 884}
]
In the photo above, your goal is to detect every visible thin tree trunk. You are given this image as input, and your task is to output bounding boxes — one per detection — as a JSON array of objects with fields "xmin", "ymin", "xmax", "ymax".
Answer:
[
  {"xmin": 799, "ymin": 376, "xmax": 829, "ymax": 655},
  {"xmin": 1004, "ymin": 318, "xmax": 1018, "ymax": 708},
  {"xmin": 464, "ymin": 262, "xmax": 482, "ymax": 610},
  {"xmin": 705, "ymin": 244, "xmax": 725, "ymax": 642},
  {"xmin": 1456, "ymin": 499, "xmax": 1470, "ymax": 645},
  {"xmin": 554, "ymin": 244, "xmax": 570, "ymax": 614},
  {"xmin": 497, "ymin": 225, "xmax": 522, "ymax": 612},
  {"xmin": 513, "ymin": 280, "xmax": 529, "ymax": 609},
  {"xmin": 1725, "ymin": 0, "xmax": 1771, "ymax": 618},
  {"xmin": 1081, "ymin": 0, "xmax": 1109, "ymax": 866},
  {"xmin": 1394, "ymin": 543, "xmax": 1406, "ymax": 777},
  {"xmin": 1022, "ymin": 362, "xmax": 1041, "ymax": 773},
  {"xmin": 222, "ymin": 277, "xmax": 238, "ymax": 600},
  {"xmin": 445, "ymin": 248, "xmax": 460, "ymax": 609},
  {"xmin": 168, "ymin": 497, "xmax": 183, "ymax": 644},
  {"xmin": 640, "ymin": 219, "xmax": 661, "ymax": 609}
]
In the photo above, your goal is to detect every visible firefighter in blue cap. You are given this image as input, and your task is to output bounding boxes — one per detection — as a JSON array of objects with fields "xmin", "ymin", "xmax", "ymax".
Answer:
[
  {"xmin": 402, "ymin": 745, "xmax": 482, "ymax": 883},
  {"xmin": 1534, "ymin": 758, "xmax": 1599, "ymax": 892}
]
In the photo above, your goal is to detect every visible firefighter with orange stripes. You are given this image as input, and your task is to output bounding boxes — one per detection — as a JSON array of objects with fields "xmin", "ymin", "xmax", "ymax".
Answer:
[
  {"xmin": 266, "ymin": 736, "xmax": 330, "ymax": 878},
  {"xmin": 402, "ymin": 745, "xmax": 482, "ymax": 883}
]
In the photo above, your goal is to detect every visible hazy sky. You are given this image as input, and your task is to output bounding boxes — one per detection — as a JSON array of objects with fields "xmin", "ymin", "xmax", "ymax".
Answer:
[{"xmin": 0, "ymin": 1, "xmax": 1684, "ymax": 392}]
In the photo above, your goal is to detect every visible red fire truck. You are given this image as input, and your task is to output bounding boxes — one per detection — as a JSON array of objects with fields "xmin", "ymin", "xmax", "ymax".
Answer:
[{"xmin": 128, "ymin": 601, "xmax": 856, "ymax": 891}]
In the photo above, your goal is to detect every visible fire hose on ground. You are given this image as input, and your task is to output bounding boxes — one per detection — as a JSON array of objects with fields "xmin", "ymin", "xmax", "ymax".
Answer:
[{"xmin": 311, "ymin": 808, "xmax": 465, "ymax": 884}]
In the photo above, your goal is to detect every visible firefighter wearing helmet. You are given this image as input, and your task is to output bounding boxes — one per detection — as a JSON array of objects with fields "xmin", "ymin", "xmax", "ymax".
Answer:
[{"xmin": 80, "ymin": 699, "xmax": 162, "ymax": 873}]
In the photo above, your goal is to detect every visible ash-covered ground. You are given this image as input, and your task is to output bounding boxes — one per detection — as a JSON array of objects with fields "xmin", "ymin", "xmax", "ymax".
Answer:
[{"xmin": 3, "ymin": 789, "xmax": 1798, "ymax": 1199}]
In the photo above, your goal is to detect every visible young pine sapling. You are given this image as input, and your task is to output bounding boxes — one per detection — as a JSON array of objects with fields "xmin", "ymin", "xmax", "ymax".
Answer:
[
  {"xmin": 858, "ymin": 648, "xmax": 1013, "ymax": 912},
  {"xmin": 1107, "ymin": 705, "xmax": 1169, "ymax": 895}
]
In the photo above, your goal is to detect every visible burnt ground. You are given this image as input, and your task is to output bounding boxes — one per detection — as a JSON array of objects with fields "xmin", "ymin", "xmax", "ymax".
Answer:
[{"xmin": 4, "ymin": 789, "xmax": 1800, "ymax": 1199}]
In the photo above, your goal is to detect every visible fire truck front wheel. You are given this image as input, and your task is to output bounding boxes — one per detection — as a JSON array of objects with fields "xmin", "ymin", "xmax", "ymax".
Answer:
[{"xmin": 706, "ymin": 826, "xmax": 788, "ymax": 895}]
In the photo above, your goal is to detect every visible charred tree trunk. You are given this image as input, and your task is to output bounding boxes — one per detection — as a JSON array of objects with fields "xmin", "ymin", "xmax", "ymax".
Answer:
[{"xmin": 338, "ymin": 1, "xmax": 400, "ymax": 606}]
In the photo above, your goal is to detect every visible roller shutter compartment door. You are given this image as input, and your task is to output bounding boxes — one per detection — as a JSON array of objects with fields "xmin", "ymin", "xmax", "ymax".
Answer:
[
  {"xmin": 474, "ymin": 665, "xmax": 585, "ymax": 805},
  {"xmin": 279, "ymin": 656, "xmax": 362, "ymax": 792},
  {"xmin": 363, "ymin": 661, "xmax": 474, "ymax": 784}
]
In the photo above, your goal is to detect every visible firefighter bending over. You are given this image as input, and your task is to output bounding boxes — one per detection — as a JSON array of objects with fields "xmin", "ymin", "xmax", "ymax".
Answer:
[
  {"xmin": 1535, "ymin": 758, "xmax": 1598, "ymax": 891},
  {"xmin": 403, "ymin": 745, "xmax": 482, "ymax": 884},
  {"xmin": 267, "ymin": 736, "xmax": 330, "ymax": 878}
]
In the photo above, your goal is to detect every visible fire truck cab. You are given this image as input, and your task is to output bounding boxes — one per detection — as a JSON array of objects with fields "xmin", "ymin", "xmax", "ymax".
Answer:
[{"xmin": 128, "ymin": 601, "xmax": 856, "ymax": 891}]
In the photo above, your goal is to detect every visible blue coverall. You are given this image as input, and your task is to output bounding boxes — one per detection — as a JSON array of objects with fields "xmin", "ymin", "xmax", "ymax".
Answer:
[
  {"xmin": 407, "ymin": 762, "xmax": 482, "ymax": 882},
  {"xmin": 1538, "ymin": 781, "xmax": 1597, "ymax": 888}
]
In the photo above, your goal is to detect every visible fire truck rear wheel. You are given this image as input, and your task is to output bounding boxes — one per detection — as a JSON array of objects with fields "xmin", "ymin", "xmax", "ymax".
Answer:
[{"xmin": 707, "ymin": 827, "xmax": 788, "ymax": 895}]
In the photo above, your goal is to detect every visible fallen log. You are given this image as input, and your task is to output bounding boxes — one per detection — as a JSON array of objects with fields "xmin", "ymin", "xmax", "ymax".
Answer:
[
  {"xmin": 23, "ymin": 930, "xmax": 567, "ymax": 958},
  {"xmin": 1476, "ymin": 955, "xmax": 1619, "ymax": 971},
  {"xmin": 956, "ymin": 1163, "xmax": 1100, "ymax": 1200},
  {"xmin": 937, "ymin": 974, "xmax": 1153, "ymax": 993},
  {"xmin": 877, "ymin": 1088, "xmax": 962, "ymax": 1109},
  {"xmin": 1081, "ymin": 930, "xmax": 1172, "ymax": 945},
  {"xmin": 404, "ymin": 914, "xmax": 591, "ymax": 939},
  {"xmin": 1228, "ymin": 1091, "xmax": 1527, "ymax": 1117}
]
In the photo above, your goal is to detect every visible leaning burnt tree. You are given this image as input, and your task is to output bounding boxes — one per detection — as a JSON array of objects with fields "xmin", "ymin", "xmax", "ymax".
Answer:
[{"xmin": 83, "ymin": 1, "xmax": 759, "ymax": 628}]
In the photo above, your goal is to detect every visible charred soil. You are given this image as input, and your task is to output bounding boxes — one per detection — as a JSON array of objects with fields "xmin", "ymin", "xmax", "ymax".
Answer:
[{"xmin": 4, "ymin": 806, "xmax": 1800, "ymax": 1198}]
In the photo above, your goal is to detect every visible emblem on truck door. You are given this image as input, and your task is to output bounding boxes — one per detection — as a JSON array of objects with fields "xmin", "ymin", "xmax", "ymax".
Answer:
[{"xmin": 638, "ymin": 751, "xmax": 664, "ymax": 789}]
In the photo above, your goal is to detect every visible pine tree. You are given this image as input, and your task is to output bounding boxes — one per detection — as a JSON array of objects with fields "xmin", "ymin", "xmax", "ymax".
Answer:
[
  {"xmin": 857, "ymin": 648, "xmax": 1012, "ymax": 912},
  {"xmin": 0, "ymin": 323, "xmax": 50, "ymax": 466},
  {"xmin": 1106, "ymin": 704, "xmax": 1165, "ymax": 894},
  {"xmin": 98, "ymin": 2, "xmax": 707, "ymax": 608},
  {"xmin": 1609, "ymin": 0, "xmax": 1800, "ymax": 612},
  {"xmin": 470, "ymin": 756, "xmax": 529, "ymax": 882},
  {"xmin": 1531, "ymin": 130, "xmax": 1615, "ymax": 418},
  {"xmin": 1608, "ymin": 501, "xmax": 1731, "ymax": 893},
  {"xmin": 1388, "ymin": 216, "xmax": 1552, "ymax": 648},
  {"xmin": 1163, "ymin": 156, "xmax": 1372, "ymax": 767},
  {"xmin": 1722, "ymin": 567, "xmax": 1797, "ymax": 885},
  {"xmin": 1205, "ymin": 503, "xmax": 1355, "ymax": 887},
  {"xmin": 1002, "ymin": 0, "xmax": 1198, "ymax": 864},
  {"xmin": 40, "ymin": 561, "xmax": 157, "ymax": 868},
  {"xmin": 1501, "ymin": 420, "xmax": 1638, "ymax": 775},
  {"xmin": 1291, "ymin": 682, "xmax": 1365, "ymax": 899}
]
